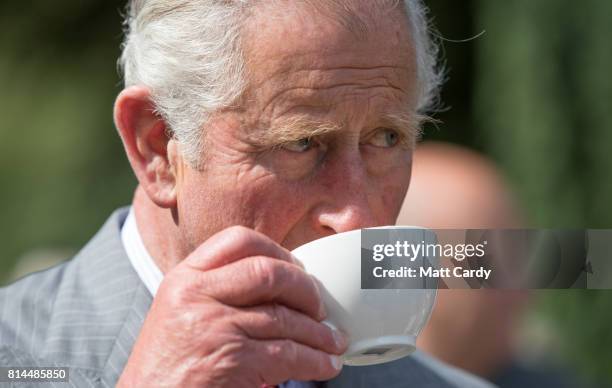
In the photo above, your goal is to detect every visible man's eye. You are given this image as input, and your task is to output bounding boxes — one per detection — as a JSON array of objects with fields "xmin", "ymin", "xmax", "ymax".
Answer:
[
  {"xmin": 369, "ymin": 128, "xmax": 400, "ymax": 148},
  {"xmin": 281, "ymin": 138, "xmax": 316, "ymax": 153}
]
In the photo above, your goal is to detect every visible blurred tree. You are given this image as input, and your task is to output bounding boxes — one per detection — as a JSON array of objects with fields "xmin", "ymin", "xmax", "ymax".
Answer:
[
  {"xmin": 476, "ymin": 0, "xmax": 612, "ymax": 382},
  {"xmin": 0, "ymin": 0, "xmax": 135, "ymax": 278},
  {"xmin": 419, "ymin": 0, "xmax": 476, "ymax": 147}
]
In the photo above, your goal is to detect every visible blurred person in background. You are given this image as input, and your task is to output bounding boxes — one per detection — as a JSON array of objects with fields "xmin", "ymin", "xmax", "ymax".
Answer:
[{"xmin": 398, "ymin": 141, "xmax": 588, "ymax": 387}]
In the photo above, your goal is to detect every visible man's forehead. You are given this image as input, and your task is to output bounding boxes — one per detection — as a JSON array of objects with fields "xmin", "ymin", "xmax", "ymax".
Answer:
[
  {"xmin": 247, "ymin": 0, "xmax": 407, "ymax": 34},
  {"xmin": 242, "ymin": 0, "xmax": 415, "ymax": 79},
  {"xmin": 279, "ymin": 0, "xmax": 405, "ymax": 39},
  {"xmin": 240, "ymin": 2, "xmax": 417, "ymax": 114}
]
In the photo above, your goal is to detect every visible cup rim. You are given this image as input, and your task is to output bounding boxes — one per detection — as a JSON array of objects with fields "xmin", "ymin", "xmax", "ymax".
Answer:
[{"xmin": 292, "ymin": 225, "xmax": 432, "ymax": 252}]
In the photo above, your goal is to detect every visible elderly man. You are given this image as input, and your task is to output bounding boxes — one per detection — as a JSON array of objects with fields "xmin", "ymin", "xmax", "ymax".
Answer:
[{"xmin": 0, "ymin": 1, "xmax": 492, "ymax": 387}]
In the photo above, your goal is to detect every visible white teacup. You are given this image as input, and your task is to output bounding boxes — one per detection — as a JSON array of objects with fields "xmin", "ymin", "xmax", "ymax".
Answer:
[{"xmin": 291, "ymin": 226, "xmax": 437, "ymax": 366}]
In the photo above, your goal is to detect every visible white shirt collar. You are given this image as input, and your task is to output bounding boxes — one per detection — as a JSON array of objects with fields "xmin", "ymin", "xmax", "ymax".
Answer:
[{"xmin": 121, "ymin": 207, "xmax": 163, "ymax": 296}]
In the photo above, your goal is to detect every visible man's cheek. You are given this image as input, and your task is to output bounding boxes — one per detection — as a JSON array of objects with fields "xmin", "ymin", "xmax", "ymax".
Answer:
[
  {"xmin": 243, "ymin": 183, "xmax": 311, "ymax": 239},
  {"xmin": 380, "ymin": 181, "xmax": 410, "ymax": 223}
]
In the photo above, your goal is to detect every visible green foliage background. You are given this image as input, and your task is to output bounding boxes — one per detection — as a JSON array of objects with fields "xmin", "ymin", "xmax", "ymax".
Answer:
[
  {"xmin": 475, "ymin": 0, "xmax": 612, "ymax": 383},
  {"xmin": 0, "ymin": 1, "xmax": 135, "ymax": 267},
  {"xmin": 0, "ymin": 0, "xmax": 610, "ymax": 384}
]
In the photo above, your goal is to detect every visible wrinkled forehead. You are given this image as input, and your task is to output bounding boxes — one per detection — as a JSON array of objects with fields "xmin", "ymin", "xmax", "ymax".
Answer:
[
  {"xmin": 241, "ymin": 1, "xmax": 417, "ymax": 102},
  {"xmin": 242, "ymin": 0, "xmax": 414, "ymax": 68}
]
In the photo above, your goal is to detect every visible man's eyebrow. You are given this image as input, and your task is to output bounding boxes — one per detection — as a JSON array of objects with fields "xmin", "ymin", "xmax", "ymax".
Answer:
[
  {"xmin": 245, "ymin": 116, "xmax": 343, "ymax": 149},
  {"xmin": 245, "ymin": 111, "xmax": 432, "ymax": 150},
  {"xmin": 378, "ymin": 111, "xmax": 428, "ymax": 147}
]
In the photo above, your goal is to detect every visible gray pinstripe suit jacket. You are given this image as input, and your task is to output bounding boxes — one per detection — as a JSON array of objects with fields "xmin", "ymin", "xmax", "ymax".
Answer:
[{"xmin": 0, "ymin": 208, "xmax": 492, "ymax": 388}]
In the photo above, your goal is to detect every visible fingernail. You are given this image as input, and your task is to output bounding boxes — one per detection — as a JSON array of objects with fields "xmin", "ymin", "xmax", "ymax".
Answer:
[
  {"xmin": 330, "ymin": 355, "xmax": 343, "ymax": 371},
  {"xmin": 331, "ymin": 327, "xmax": 347, "ymax": 350},
  {"xmin": 318, "ymin": 302, "xmax": 326, "ymax": 320}
]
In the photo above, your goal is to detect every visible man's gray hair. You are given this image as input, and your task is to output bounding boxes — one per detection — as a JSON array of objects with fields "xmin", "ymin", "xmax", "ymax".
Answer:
[{"xmin": 119, "ymin": 0, "xmax": 443, "ymax": 165}]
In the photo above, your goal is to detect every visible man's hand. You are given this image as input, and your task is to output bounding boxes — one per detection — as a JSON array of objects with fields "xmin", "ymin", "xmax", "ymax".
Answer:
[{"xmin": 117, "ymin": 226, "xmax": 347, "ymax": 387}]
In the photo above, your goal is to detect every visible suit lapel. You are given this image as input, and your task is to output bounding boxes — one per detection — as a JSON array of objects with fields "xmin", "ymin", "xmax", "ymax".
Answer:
[
  {"xmin": 41, "ymin": 208, "xmax": 153, "ymax": 385},
  {"xmin": 100, "ymin": 282, "xmax": 152, "ymax": 385}
]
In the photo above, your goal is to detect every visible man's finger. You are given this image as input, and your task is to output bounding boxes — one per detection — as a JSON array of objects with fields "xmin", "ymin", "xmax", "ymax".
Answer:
[
  {"xmin": 253, "ymin": 339, "xmax": 343, "ymax": 385},
  {"xmin": 184, "ymin": 225, "xmax": 301, "ymax": 271},
  {"xmin": 198, "ymin": 256, "xmax": 325, "ymax": 320},
  {"xmin": 233, "ymin": 304, "xmax": 347, "ymax": 355}
]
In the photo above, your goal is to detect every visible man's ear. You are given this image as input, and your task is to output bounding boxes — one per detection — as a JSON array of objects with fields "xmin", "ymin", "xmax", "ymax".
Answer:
[{"xmin": 114, "ymin": 85, "xmax": 178, "ymax": 208}]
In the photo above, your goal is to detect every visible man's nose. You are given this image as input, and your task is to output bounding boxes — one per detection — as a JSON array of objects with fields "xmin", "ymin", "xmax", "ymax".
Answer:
[
  {"xmin": 313, "ymin": 156, "xmax": 379, "ymax": 234},
  {"xmin": 316, "ymin": 203, "xmax": 378, "ymax": 234}
]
